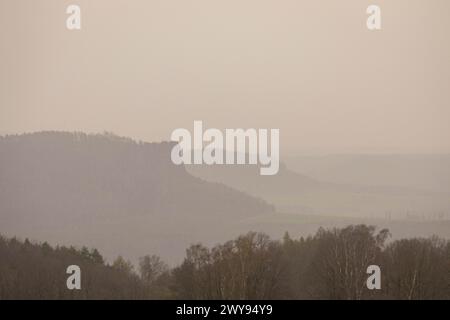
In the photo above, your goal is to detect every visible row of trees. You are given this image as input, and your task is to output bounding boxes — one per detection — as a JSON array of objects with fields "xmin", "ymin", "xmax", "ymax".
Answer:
[
  {"xmin": 171, "ymin": 225, "xmax": 449, "ymax": 299},
  {"xmin": 0, "ymin": 225, "xmax": 448, "ymax": 299},
  {"xmin": 0, "ymin": 236, "xmax": 168, "ymax": 299}
]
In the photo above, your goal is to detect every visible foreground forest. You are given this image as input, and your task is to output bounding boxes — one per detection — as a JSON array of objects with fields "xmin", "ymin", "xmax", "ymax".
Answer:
[{"xmin": 0, "ymin": 225, "xmax": 448, "ymax": 300}]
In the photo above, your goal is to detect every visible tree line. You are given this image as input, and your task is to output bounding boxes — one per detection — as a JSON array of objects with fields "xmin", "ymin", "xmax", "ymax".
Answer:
[{"xmin": 0, "ymin": 225, "xmax": 448, "ymax": 300}]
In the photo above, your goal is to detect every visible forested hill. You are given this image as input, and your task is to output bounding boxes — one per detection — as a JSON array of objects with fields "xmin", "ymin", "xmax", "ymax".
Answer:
[{"xmin": 0, "ymin": 132, "xmax": 273, "ymax": 262}]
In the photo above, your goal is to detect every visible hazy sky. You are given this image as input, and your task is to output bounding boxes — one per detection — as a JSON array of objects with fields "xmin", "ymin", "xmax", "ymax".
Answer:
[{"xmin": 1, "ymin": 0, "xmax": 449, "ymax": 155}]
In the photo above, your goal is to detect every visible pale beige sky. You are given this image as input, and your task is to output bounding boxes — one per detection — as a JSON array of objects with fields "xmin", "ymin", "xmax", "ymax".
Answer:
[{"xmin": 1, "ymin": 0, "xmax": 449, "ymax": 154}]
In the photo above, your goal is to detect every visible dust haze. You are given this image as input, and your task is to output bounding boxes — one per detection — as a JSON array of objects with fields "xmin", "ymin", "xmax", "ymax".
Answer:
[{"xmin": 0, "ymin": 0, "xmax": 449, "ymax": 300}]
